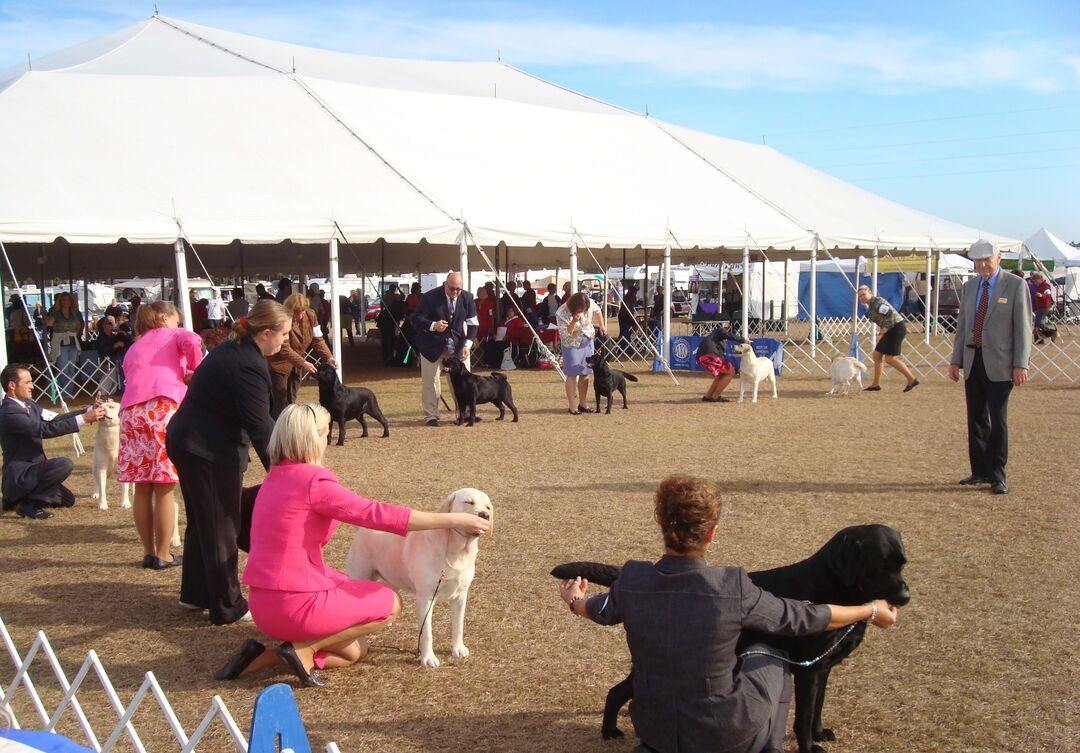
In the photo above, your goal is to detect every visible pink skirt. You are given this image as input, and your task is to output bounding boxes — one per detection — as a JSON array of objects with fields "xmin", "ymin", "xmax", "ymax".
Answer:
[
  {"xmin": 117, "ymin": 397, "xmax": 179, "ymax": 484},
  {"xmin": 698, "ymin": 354, "xmax": 734, "ymax": 376},
  {"xmin": 248, "ymin": 580, "xmax": 398, "ymax": 643}
]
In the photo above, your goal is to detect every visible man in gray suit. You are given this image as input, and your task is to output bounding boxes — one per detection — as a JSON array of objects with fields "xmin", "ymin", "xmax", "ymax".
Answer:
[{"xmin": 949, "ymin": 239, "xmax": 1031, "ymax": 495}]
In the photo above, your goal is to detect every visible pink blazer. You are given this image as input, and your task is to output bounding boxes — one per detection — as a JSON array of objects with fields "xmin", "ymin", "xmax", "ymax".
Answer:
[
  {"xmin": 119, "ymin": 327, "xmax": 204, "ymax": 409},
  {"xmin": 243, "ymin": 463, "xmax": 411, "ymax": 592}
]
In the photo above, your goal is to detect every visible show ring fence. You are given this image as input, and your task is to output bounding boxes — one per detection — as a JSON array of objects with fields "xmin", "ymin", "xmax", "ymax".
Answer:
[{"xmin": 1, "ymin": 615, "xmax": 341, "ymax": 753}]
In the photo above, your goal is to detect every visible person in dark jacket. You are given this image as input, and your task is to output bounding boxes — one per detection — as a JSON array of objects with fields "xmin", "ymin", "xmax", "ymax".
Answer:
[
  {"xmin": 0, "ymin": 363, "xmax": 104, "ymax": 520},
  {"xmin": 696, "ymin": 327, "xmax": 748, "ymax": 402},
  {"xmin": 412, "ymin": 272, "xmax": 477, "ymax": 426},
  {"xmin": 165, "ymin": 300, "xmax": 291, "ymax": 625},
  {"xmin": 558, "ymin": 475, "xmax": 899, "ymax": 753}
]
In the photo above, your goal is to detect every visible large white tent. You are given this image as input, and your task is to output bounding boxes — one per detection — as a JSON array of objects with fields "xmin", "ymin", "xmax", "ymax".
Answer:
[
  {"xmin": 0, "ymin": 15, "xmax": 1017, "ymax": 270},
  {"xmin": 1007, "ymin": 228, "xmax": 1080, "ymax": 268},
  {"xmin": 0, "ymin": 15, "xmax": 1022, "ymax": 366}
]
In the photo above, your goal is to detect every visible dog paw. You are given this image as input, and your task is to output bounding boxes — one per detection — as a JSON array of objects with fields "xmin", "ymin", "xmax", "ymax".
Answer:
[
  {"xmin": 97, "ymin": 501, "xmax": 108, "ymax": 510},
  {"xmin": 813, "ymin": 728, "xmax": 836, "ymax": 742},
  {"xmin": 121, "ymin": 500, "xmax": 132, "ymax": 509},
  {"xmin": 450, "ymin": 644, "xmax": 470, "ymax": 659},
  {"xmin": 419, "ymin": 654, "xmax": 441, "ymax": 668}
]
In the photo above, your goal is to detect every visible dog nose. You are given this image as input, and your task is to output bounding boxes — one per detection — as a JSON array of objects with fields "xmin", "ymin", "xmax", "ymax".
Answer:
[{"xmin": 478, "ymin": 511, "xmax": 490, "ymax": 520}]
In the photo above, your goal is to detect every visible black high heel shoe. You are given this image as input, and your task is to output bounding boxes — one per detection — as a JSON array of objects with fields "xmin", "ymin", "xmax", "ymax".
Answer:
[
  {"xmin": 214, "ymin": 639, "xmax": 266, "ymax": 681},
  {"xmin": 276, "ymin": 642, "xmax": 328, "ymax": 687}
]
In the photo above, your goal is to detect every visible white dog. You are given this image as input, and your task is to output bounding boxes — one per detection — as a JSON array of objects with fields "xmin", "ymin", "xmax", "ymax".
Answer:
[
  {"xmin": 735, "ymin": 344, "xmax": 777, "ymax": 403},
  {"xmin": 827, "ymin": 356, "xmax": 868, "ymax": 397},
  {"xmin": 344, "ymin": 488, "xmax": 492, "ymax": 668},
  {"xmin": 91, "ymin": 400, "xmax": 130, "ymax": 510}
]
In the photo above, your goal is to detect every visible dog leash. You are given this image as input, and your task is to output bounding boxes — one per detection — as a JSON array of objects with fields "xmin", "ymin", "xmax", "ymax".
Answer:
[{"xmin": 738, "ymin": 623, "xmax": 859, "ymax": 668}]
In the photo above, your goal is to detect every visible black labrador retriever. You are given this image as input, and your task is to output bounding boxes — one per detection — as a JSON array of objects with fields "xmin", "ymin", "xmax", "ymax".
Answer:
[
  {"xmin": 551, "ymin": 524, "xmax": 911, "ymax": 753},
  {"xmin": 584, "ymin": 351, "xmax": 638, "ymax": 414},
  {"xmin": 314, "ymin": 362, "xmax": 390, "ymax": 443},
  {"xmin": 442, "ymin": 357, "xmax": 518, "ymax": 427}
]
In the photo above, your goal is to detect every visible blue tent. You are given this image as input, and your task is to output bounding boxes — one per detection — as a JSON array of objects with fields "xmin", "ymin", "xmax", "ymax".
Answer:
[{"xmin": 797, "ymin": 271, "xmax": 904, "ymax": 320}]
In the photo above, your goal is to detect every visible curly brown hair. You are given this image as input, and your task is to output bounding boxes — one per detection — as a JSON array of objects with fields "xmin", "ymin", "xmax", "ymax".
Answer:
[{"xmin": 654, "ymin": 475, "xmax": 721, "ymax": 554}]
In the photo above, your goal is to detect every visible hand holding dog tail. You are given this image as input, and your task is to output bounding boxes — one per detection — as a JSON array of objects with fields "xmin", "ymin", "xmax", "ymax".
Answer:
[{"xmin": 551, "ymin": 561, "xmax": 620, "ymax": 587}]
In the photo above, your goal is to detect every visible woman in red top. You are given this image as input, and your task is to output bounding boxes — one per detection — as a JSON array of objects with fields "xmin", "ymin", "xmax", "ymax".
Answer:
[
  {"xmin": 215, "ymin": 403, "xmax": 490, "ymax": 687},
  {"xmin": 475, "ymin": 282, "xmax": 496, "ymax": 342},
  {"xmin": 1030, "ymin": 271, "xmax": 1054, "ymax": 344}
]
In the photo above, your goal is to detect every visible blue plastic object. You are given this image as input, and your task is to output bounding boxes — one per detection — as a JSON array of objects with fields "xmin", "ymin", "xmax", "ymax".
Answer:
[{"xmin": 249, "ymin": 683, "xmax": 313, "ymax": 753}]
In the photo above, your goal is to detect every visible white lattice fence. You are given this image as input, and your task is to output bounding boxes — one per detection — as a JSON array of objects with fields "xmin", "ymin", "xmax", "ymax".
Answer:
[
  {"xmin": 0, "ymin": 616, "xmax": 341, "ymax": 753},
  {"xmin": 27, "ymin": 357, "xmax": 122, "ymax": 404}
]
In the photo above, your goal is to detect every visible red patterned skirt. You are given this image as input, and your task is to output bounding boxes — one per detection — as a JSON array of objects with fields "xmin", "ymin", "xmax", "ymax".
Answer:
[{"xmin": 117, "ymin": 397, "xmax": 180, "ymax": 484}]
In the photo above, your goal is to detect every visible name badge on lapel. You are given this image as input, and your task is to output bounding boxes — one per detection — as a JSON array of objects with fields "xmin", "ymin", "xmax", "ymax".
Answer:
[{"xmin": 997, "ymin": 297, "xmax": 1007, "ymax": 304}]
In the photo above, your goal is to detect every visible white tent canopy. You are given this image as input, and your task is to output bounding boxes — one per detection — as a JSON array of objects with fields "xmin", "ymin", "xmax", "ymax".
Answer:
[
  {"xmin": 1004, "ymin": 228, "xmax": 1080, "ymax": 268},
  {"xmin": 0, "ymin": 14, "xmax": 1018, "ymax": 277}
]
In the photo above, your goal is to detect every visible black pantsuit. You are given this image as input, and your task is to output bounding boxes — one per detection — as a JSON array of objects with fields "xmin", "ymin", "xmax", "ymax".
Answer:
[
  {"xmin": 172, "ymin": 446, "xmax": 247, "ymax": 624},
  {"xmin": 964, "ymin": 349, "xmax": 1013, "ymax": 484},
  {"xmin": 269, "ymin": 369, "xmax": 301, "ymax": 420}
]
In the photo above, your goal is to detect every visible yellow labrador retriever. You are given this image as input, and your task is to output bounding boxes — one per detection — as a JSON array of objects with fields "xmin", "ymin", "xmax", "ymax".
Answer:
[
  {"xmin": 827, "ymin": 356, "xmax": 867, "ymax": 396},
  {"xmin": 344, "ymin": 488, "xmax": 492, "ymax": 667},
  {"xmin": 91, "ymin": 399, "xmax": 130, "ymax": 511},
  {"xmin": 735, "ymin": 343, "xmax": 778, "ymax": 403}
]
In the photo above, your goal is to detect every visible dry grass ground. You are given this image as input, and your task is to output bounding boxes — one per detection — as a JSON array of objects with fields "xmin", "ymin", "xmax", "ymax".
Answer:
[{"xmin": 1, "ymin": 342, "xmax": 1078, "ymax": 753}]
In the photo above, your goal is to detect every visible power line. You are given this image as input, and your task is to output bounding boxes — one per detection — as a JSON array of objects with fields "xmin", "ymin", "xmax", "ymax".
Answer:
[
  {"xmin": 785, "ymin": 127, "xmax": 1080, "ymax": 155},
  {"xmin": 823, "ymin": 145, "xmax": 1080, "ymax": 169},
  {"xmin": 860, "ymin": 163, "xmax": 1079, "ymax": 180},
  {"xmin": 765, "ymin": 103, "xmax": 1080, "ymax": 139}
]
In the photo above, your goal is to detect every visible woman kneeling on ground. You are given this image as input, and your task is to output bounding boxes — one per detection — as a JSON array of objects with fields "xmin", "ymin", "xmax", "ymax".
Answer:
[
  {"xmin": 558, "ymin": 475, "xmax": 898, "ymax": 753},
  {"xmin": 215, "ymin": 403, "xmax": 490, "ymax": 687}
]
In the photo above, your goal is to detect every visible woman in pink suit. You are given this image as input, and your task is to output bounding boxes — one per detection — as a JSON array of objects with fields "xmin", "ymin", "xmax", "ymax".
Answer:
[
  {"xmin": 118, "ymin": 301, "xmax": 204, "ymax": 569},
  {"xmin": 215, "ymin": 403, "xmax": 490, "ymax": 687}
]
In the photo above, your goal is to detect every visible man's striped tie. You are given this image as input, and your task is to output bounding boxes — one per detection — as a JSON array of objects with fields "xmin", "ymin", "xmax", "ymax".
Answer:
[{"xmin": 972, "ymin": 281, "xmax": 989, "ymax": 348}]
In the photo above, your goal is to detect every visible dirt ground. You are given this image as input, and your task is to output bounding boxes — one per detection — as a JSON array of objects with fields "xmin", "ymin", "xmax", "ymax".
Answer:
[{"xmin": 1, "ymin": 342, "xmax": 1077, "ymax": 753}]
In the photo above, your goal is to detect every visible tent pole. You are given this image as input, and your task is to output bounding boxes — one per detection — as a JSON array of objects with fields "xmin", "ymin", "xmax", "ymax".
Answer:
[
  {"xmin": 923, "ymin": 248, "xmax": 933, "ymax": 345},
  {"xmin": 643, "ymin": 249, "xmax": 649, "ymax": 312},
  {"xmin": 83, "ymin": 268, "xmax": 90, "ymax": 327},
  {"xmin": 67, "ymin": 243, "xmax": 73, "ymax": 296},
  {"xmin": 783, "ymin": 257, "xmax": 791, "ymax": 338},
  {"xmin": 160, "ymin": 271, "xmax": 166, "ymax": 304},
  {"xmin": 871, "ymin": 246, "xmax": 879, "ymax": 344},
  {"xmin": 380, "ymin": 240, "xmax": 385, "ymax": 301},
  {"xmin": 239, "ymin": 243, "xmax": 246, "ymax": 286},
  {"xmin": 38, "ymin": 246, "xmax": 47, "ymax": 315},
  {"xmin": 760, "ymin": 254, "xmax": 767, "ymax": 336},
  {"xmin": 851, "ymin": 255, "xmax": 861, "ymax": 348},
  {"xmin": 662, "ymin": 244, "xmax": 672, "ymax": 363},
  {"xmin": 0, "ymin": 260, "xmax": 7, "ymax": 371},
  {"xmin": 174, "ymin": 239, "xmax": 193, "ymax": 331},
  {"xmin": 459, "ymin": 234, "xmax": 469, "ymax": 293},
  {"xmin": 741, "ymin": 243, "xmax": 750, "ymax": 338},
  {"xmin": 569, "ymin": 242, "xmax": 578, "ymax": 295},
  {"xmin": 809, "ymin": 237, "xmax": 818, "ymax": 357},
  {"xmin": 932, "ymin": 248, "xmax": 942, "ymax": 336},
  {"xmin": 329, "ymin": 239, "xmax": 343, "ymax": 381}
]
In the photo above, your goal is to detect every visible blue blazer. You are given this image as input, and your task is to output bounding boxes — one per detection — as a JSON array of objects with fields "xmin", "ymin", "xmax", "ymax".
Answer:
[{"xmin": 412, "ymin": 288, "xmax": 478, "ymax": 363}]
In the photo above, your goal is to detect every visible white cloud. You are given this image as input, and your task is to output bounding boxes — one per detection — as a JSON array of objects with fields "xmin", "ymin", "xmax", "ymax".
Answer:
[{"xmin": 1, "ymin": 4, "xmax": 1077, "ymax": 94}]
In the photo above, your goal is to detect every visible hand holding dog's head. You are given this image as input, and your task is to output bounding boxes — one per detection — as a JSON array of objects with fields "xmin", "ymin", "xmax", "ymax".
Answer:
[{"xmin": 437, "ymin": 488, "xmax": 494, "ymax": 536}]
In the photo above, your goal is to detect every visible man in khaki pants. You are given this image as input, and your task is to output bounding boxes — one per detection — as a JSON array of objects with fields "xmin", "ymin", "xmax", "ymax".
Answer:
[{"xmin": 411, "ymin": 272, "xmax": 478, "ymax": 427}]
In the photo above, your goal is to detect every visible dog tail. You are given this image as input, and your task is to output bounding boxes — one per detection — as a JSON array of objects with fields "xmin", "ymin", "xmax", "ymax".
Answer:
[
  {"xmin": 855, "ymin": 361, "xmax": 868, "ymax": 372},
  {"xmin": 622, "ymin": 372, "xmax": 639, "ymax": 382},
  {"xmin": 551, "ymin": 561, "xmax": 620, "ymax": 586}
]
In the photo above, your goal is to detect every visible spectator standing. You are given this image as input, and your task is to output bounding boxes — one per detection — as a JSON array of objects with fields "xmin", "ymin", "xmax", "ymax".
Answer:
[
  {"xmin": 948, "ymin": 240, "xmax": 1032, "ymax": 496},
  {"xmin": 255, "ymin": 283, "xmax": 275, "ymax": 301},
  {"xmin": 338, "ymin": 295, "xmax": 354, "ymax": 347},
  {"xmin": 275, "ymin": 278, "xmax": 293, "ymax": 304},
  {"xmin": 617, "ymin": 285, "xmax": 638, "ymax": 346},
  {"xmin": 45, "ymin": 292, "xmax": 83, "ymax": 398},
  {"xmin": 206, "ymin": 289, "xmax": 227, "ymax": 329},
  {"xmin": 165, "ymin": 300, "xmax": 292, "ymax": 625},
  {"xmin": 1029, "ymin": 272, "xmax": 1054, "ymax": 344},
  {"xmin": 118, "ymin": 301, "xmax": 204, "ymax": 569},
  {"xmin": 227, "ymin": 286, "xmax": 250, "ymax": 322},
  {"xmin": 556, "ymin": 292, "xmax": 606, "ymax": 414},
  {"xmin": 267, "ymin": 293, "xmax": 336, "ymax": 419},
  {"xmin": 405, "ymin": 283, "xmax": 422, "ymax": 316},
  {"xmin": 104, "ymin": 299, "xmax": 123, "ymax": 320}
]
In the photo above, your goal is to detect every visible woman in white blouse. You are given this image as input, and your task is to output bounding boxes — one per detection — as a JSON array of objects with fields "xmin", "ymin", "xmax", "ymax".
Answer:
[{"xmin": 556, "ymin": 292, "xmax": 607, "ymax": 414}]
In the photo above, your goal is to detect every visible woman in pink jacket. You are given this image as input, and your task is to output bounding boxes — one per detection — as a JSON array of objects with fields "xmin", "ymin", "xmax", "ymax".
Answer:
[
  {"xmin": 215, "ymin": 403, "xmax": 489, "ymax": 687},
  {"xmin": 117, "ymin": 301, "xmax": 204, "ymax": 569}
]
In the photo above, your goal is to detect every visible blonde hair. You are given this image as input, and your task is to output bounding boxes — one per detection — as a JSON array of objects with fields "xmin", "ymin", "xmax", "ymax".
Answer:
[
  {"xmin": 283, "ymin": 292, "xmax": 310, "ymax": 314},
  {"xmin": 269, "ymin": 402, "xmax": 331, "ymax": 465},
  {"xmin": 232, "ymin": 299, "xmax": 290, "ymax": 342},
  {"xmin": 134, "ymin": 300, "xmax": 179, "ymax": 336}
]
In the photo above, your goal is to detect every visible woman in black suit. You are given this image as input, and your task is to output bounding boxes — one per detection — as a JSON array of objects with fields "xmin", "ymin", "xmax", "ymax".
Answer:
[{"xmin": 166, "ymin": 300, "xmax": 291, "ymax": 625}]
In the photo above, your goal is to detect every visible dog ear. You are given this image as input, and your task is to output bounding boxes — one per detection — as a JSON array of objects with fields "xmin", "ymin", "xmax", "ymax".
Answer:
[
  {"xmin": 827, "ymin": 529, "xmax": 863, "ymax": 588},
  {"xmin": 436, "ymin": 491, "xmax": 458, "ymax": 514}
]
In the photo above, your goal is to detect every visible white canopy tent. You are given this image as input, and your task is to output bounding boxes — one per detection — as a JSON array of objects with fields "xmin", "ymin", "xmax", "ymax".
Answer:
[
  {"xmin": 0, "ymin": 14, "xmax": 1021, "ymax": 369},
  {"xmin": 1004, "ymin": 228, "xmax": 1080, "ymax": 268}
]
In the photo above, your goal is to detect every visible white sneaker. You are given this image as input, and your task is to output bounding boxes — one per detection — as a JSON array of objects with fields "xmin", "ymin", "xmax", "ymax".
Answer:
[{"xmin": 235, "ymin": 610, "xmax": 253, "ymax": 623}]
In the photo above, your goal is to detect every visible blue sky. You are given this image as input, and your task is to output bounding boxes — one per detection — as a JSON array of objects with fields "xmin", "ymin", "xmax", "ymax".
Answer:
[{"xmin": 2, "ymin": 1, "xmax": 1078, "ymax": 242}]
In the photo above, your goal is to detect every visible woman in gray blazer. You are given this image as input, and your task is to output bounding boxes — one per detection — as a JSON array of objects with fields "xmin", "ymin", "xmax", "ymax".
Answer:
[{"xmin": 558, "ymin": 475, "xmax": 898, "ymax": 753}]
